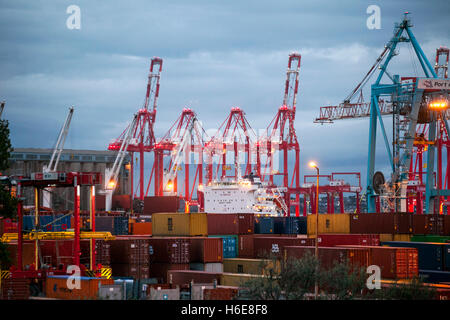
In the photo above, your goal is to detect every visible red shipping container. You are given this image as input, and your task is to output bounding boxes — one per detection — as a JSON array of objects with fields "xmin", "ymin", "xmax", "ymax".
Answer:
[
  {"xmin": 111, "ymin": 263, "xmax": 149, "ymax": 279},
  {"xmin": 3, "ymin": 218, "xmax": 18, "ymax": 233},
  {"xmin": 413, "ymin": 214, "xmax": 446, "ymax": 235},
  {"xmin": 284, "ymin": 246, "xmax": 369, "ymax": 270},
  {"xmin": 167, "ymin": 270, "xmax": 222, "ymax": 286},
  {"xmin": 394, "ymin": 213, "xmax": 414, "ymax": 234},
  {"xmin": 1, "ymin": 279, "xmax": 30, "ymax": 300},
  {"xmin": 112, "ymin": 194, "xmax": 131, "ymax": 211},
  {"xmin": 149, "ymin": 263, "xmax": 190, "ymax": 283},
  {"xmin": 6, "ymin": 241, "xmax": 36, "ymax": 268},
  {"xmin": 144, "ymin": 196, "xmax": 179, "ymax": 214},
  {"xmin": 149, "ymin": 237, "xmax": 191, "ymax": 264},
  {"xmin": 253, "ymin": 237, "xmax": 316, "ymax": 258},
  {"xmin": 339, "ymin": 245, "xmax": 418, "ymax": 280},
  {"xmin": 207, "ymin": 214, "xmax": 254, "ymax": 235},
  {"xmin": 445, "ymin": 215, "xmax": 450, "ymax": 236},
  {"xmin": 317, "ymin": 234, "xmax": 380, "ymax": 247},
  {"xmin": 238, "ymin": 235, "xmax": 254, "ymax": 258},
  {"xmin": 95, "ymin": 194, "xmax": 106, "ymax": 211},
  {"xmin": 190, "ymin": 237, "xmax": 223, "ymax": 263},
  {"xmin": 350, "ymin": 213, "xmax": 395, "ymax": 234},
  {"xmin": 203, "ymin": 287, "xmax": 239, "ymax": 300},
  {"xmin": 110, "ymin": 239, "xmax": 150, "ymax": 264},
  {"xmin": 0, "ymin": 217, "xmax": 4, "ymax": 236}
]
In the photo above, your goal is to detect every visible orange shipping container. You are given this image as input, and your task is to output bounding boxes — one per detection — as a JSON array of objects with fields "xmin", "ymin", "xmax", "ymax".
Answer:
[
  {"xmin": 132, "ymin": 222, "xmax": 152, "ymax": 235},
  {"xmin": 45, "ymin": 276, "xmax": 114, "ymax": 300}
]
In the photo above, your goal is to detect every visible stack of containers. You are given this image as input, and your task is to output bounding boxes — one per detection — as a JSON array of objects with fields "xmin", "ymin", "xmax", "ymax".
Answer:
[
  {"xmin": 339, "ymin": 245, "xmax": 419, "ymax": 279},
  {"xmin": 207, "ymin": 214, "xmax": 254, "ymax": 259},
  {"xmin": 148, "ymin": 237, "xmax": 191, "ymax": 283},
  {"xmin": 80, "ymin": 239, "xmax": 111, "ymax": 267},
  {"xmin": 1, "ymin": 279, "xmax": 30, "ymax": 300},
  {"xmin": 110, "ymin": 237, "xmax": 150, "ymax": 280},
  {"xmin": 189, "ymin": 237, "xmax": 224, "ymax": 272},
  {"xmin": 284, "ymin": 246, "xmax": 370, "ymax": 271}
]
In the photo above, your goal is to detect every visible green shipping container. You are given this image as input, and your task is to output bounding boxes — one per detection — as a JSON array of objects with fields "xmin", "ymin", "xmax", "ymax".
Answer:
[{"xmin": 411, "ymin": 235, "xmax": 450, "ymax": 243}]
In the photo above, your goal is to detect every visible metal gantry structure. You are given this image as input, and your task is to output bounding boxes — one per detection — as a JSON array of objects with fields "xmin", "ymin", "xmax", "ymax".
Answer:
[
  {"xmin": 315, "ymin": 13, "xmax": 450, "ymax": 214},
  {"xmin": 154, "ymin": 108, "xmax": 208, "ymax": 211},
  {"xmin": 259, "ymin": 52, "xmax": 301, "ymax": 216},
  {"xmin": 108, "ymin": 57, "xmax": 163, "ymax": 203}
]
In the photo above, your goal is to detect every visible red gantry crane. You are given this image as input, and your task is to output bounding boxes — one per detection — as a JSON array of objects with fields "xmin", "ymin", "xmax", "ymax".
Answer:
[
  {"xmin": 258, "ymin": 52, "xmax": 301, "ymax": 216},
  {"xmin": 108, "ymin": 57, "xmax": 163, "ymax": 204}
]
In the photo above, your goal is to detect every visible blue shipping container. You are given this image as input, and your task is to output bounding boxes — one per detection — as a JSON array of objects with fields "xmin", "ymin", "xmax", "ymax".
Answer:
[
  {"xmin": 273, "ymin": 217, "xmax": 307, "ymax": 234},
  {"xmin": 381, "ymin": 241, "xmax": 444, "ymax": 271},
  {"xmin": 419, "ymin": 270, "xmax": 450, "ymax": 284},
  {"xmin": 444, "ymin": 244, "xmax": 450, "ymax": 272},
  {"xmin": 209, "ymin": 235, "xmax": 238, "ymax": 258},
  {"xmin": 254, "ymin": 217, "xmax": 274, "ymax": 234},
  {"xmin": 113, "ymin": 216, "xmax": 129, "ymax": 235},
  {"xmin": 23, "ymin": 215, "xmax": 71, "ymax": 232}
]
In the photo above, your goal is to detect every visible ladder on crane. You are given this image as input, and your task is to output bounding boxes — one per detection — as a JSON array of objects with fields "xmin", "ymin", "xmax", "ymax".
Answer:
[{"xmin": 269, "ymin": 187, "xmax": 289, "ymax": 216}]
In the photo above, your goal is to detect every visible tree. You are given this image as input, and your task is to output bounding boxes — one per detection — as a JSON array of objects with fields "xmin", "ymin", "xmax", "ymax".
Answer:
[
  {"xmin": 0, "ymin": 241, "xmax": 11, "ymax": 269},
  {"xmin": 0, "ymin": 119, "xmax": 17, "ymax": 218}
]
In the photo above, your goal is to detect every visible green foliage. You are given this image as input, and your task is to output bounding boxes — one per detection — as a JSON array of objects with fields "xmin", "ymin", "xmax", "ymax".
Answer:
[
  {"xmin": 0, "ymin": 241, "xmax": 11, "ymax": 269},
  {"xmin": 319, "ymin": 259, "xmax": 367, "ymax": 300},
  {"xmin": 0, "ymin": 120, "xmax": 12, "ymax": 172},
  {"xmin": 280, "ymin": 253, "xmax": 319, "ymax": 300},
  {"xmin": 369, "ymin": 277, "xmax": 437, "ymax": 300},
  {"xmin": 0, "ymin": 187, "xmax": 18, "ymax": 218}
]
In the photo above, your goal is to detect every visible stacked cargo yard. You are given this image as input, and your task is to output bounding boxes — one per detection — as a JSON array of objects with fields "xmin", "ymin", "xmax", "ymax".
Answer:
[{"xmin": 2, "ymin": 212, "xmax": 450, "ymax": 300}]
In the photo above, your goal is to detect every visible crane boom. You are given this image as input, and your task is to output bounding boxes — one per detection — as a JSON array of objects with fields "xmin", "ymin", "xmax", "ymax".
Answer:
[
  {"xmin": 44, "ymin": 107, "xmax": 74, "ymax": 172},
  {"xmin": 0, "ymin": 101, "xmax": 5, "ymax": 119}
]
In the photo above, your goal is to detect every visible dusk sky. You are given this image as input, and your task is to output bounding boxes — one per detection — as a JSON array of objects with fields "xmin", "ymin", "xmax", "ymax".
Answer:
[{"xmin": 1, "ymin": 0, "xmax": 449, "ymax": 190}]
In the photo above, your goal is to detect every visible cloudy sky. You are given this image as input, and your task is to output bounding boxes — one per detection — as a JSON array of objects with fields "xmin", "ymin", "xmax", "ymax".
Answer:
[{"xmin": 1, "ymin": 0, "xmax": 449, "ymax": 191}]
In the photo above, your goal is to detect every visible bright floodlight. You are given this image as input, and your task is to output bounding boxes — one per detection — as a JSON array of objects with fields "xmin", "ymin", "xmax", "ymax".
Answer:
[
  {"xmin": 166, "ymin": 180, "xmax": 174, "ymax": 191},
  {"xmin": 107, "ymin": 180, "xmax": 116, "ymax": 189},
  {"xmin": 309, "ymin": 161, "xmax": 318, "ymax": 168},
  {"xmin": 429, "ymin": 100, "xmax": 449, "ymax": 110}
]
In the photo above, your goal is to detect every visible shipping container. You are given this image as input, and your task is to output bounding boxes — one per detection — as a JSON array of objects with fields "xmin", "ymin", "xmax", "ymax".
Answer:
[
  {"xmin": 130, "ymin": 222, "xmax": 152, "ymax": 235},
  {"xmin": 254, "ymin": 217, "xmax": 274, "ymax": 234},
  {"xmin": 111, "ymin": 194, "xmax": 131, "ymax": 211},
  {"xmin": 238, "ymin": 235, "xmax": 254, "ymax": 258},
  {"xmin": 209, "ymin": 235, "xmax": 238, "ymax": 259},
  {"xmin": 144, "ymin": 196, "xmax": 179, "ymax": 215},
  {"xmin": 419, "ymin": 270, "xmax": 450, "ymax": 284},
  {"xmin": 95, "ymin": 194, "xmax": 106, "ymax": 211},
  {"xmin": 350, "ymin": 213, "xmax": 395, "ymax": 234},
  {"xmin": 149, "ymin": 286, "xmax": 180, "ymax": 300},
  {"xmin": 149, "ymin": 263, "xmax": 190, "ymax": 283},
  {"xmin": 0, "ymin": 217, "xmax": 3, "ymax": 236},
  {"xmin": 110, "ymin": 238, "xmax": 150, "ymax": 264},
  {"xmin": 45, "ymin": 276, "xmax": 114, "ymax": 300},
  {"xmin": 40, "ymin": 240, "xmax": 74, "ymax": 267},
  {"xmin": 113, "ymin": 216, "xmax": 129, "ymax": 235},
  {"xmin": 167, "ymin": 270, "xmax": 222, "ymax": 286},
  {"xmin": 80, "ymin": 239, "xmax": 111, "ymax": 266},
  {"xmin": 308, "ymin": 213, "xmax": 351, "ymax": 235},
  {"xmin": 190, "ymin": 283, "xmax": 215, "ymax": 300},
  {"xmin": 220, "ymin": 273, "xmax": 264, "ymax": 287},
  {"xmin": 207, "ymin": 214, "xmax": 254, "ymax": 235},
  {"xmin": 190, "ymin": 237, "xmax": 223, "ymax": 263},
  {"xmin": 379, "ymin": 234, "xmax": 394, "ymax": 242},
  {"xmin": 444, "ymin": 244, "xmax": 450, "ymax": 272},
  {"xmin": 111, "ymin": 263, "xmax": 150, "ymax": 279},
  {"xmin": 316, "ymin": 234, "xmax": 380, "ymax": 247},
  {"xmin": 152, "ymin": 213, "xmax": 207, "ymax": 236},
  {"xmin": 382, "ymin": 241, "xmax": 445, "ymax": 271},
  {"xmin": 284, "ymin": 246, "xmax": 369, "ymax": 270},
  {"xmin": 394, "ymin": 213, "xmax": 414, "ymax": 234},
  {"xmin": 273, "ymin": 217, "xmax": 307, "ymax": 234},
  {"xmin": 1, "ymin": 279, "xmax": 30, "ymax": 300},
  {"xmin": 393, "ymin": 234, "xmax": 412, "ymax": 242},
  {"xmin": 203, "ymin": 287, "xmax": 239, "ymax": 300},
  {"xmin": 411, "ymin": 235, "xmax": 450, "ymax": 243},
  {"xmin": 148, "ymin": 237, "xmax": 190, "ymax": 264},
  {"xmin": 190, "ymin": 263, "xmax": 224, "ymax": 273},
  {"xmin": 223, "ymin": 258, "xmax": 280, "ymax": 275},
  {"xmin": 339, "ymin": 245, "xmax": 419, "ymax": 279},
  {"xmin": 5, "ymin": 241, "xmax": 35, "ymax": 269},
  {"xmin": 445, "ymin": 215, "xmax": 450, "ymax": 236},
  {"xmin": 253, "ymin": 236, "xmax": 317, "ymax": 258},
  {"xmin": 98, "ymin": 284, "xmax": 124, "ymax": 300},
  {"xmin": 413, "ymin": 214, "xmax": 446, "ymax": 235},
  {"xmin": 95, "ymin": 216, "xmax": 115, "ymax": 233}
]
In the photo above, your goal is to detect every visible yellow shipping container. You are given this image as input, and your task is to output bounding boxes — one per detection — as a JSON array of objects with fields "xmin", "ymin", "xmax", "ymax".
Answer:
[
  {"xmin": 223, "ymin": 258, "xmax": 281, "ymax": 275},
  {"xmin": 307, "ymin": 213, "xmax": 350, "ymax": 236},
  {"xmin": 379, "ymin": 234, "xmax": 393, "ymax": 242},
  {"xmin": 152, "ymin": 213, "xmax": 207, "ymax": 236},
  {"xmin": 220, "ymin": 272, "xmax": 264, "ymax": 287},
  {"xmin": 393, "ymin": 234, "xmax": 412, "ymax": 242}
]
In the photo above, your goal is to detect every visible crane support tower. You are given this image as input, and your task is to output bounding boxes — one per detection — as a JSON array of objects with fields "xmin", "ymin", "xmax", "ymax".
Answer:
[
  {"xmin": 259, "ymin": 52, "xmax": 301, "ymax": 216},
  {"xmin": 108, "ymin": 57, "xmax": 163, "ymax": 205}
]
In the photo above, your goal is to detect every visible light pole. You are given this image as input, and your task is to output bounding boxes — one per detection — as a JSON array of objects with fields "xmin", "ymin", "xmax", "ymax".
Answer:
[{"xmin": 309, "ymin": 161, "xmax": 319, "ymax": 299}]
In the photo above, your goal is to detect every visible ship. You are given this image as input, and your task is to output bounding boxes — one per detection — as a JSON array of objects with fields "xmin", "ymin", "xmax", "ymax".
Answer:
[{"xmin": 198, "ymin": 172, "xmax": 287, "ymax": 216}]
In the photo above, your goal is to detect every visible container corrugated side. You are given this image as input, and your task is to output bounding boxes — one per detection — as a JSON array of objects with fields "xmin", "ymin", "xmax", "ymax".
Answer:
[
  {"xmin": 148, "ymin": 237, "xmax": 190, "ymax": 264},
  {"xmin": 167, "ymin": 270, "xmax": 222, "ymax": 286},
  {"xmin": 253, "ymin": 236, "xmax": 316, "ymax": 258},
  {"xmin": 148, "ymin": 263, "xmax": 190, "ymax": 283},
  {"xmin": 308, "ymin": 214, "xmax": 350, "ymax": 235},
  {"xmin": 190, "ymin": 237, "xmax": 223, "ymax": 263},
  {"xmin": 220, "ymin": 273, "xmax": 264, "ymax": 287},
  {"xmin": 45, "ymin": 276, "xmax": 114, "ymax": 300},
  {"xmin": 317, "ymin": 234, "xmax": 380, "ymax": 247},
  {"xmin": 152, "ymin": 213, "xmax": 207, "ymax": 236},
  {"xmin": 223, "ymin": 258, "xmax": 281, "ymax": 275}
]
